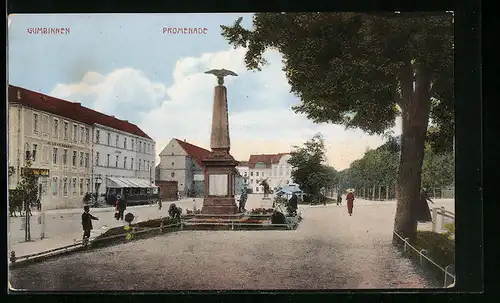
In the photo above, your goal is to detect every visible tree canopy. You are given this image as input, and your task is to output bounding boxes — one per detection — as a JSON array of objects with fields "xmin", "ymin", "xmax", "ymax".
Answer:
[
  {"xmin": 221, "ymin": 12, "xmax": 454, "ymax": 243},
  {"xmin": 287, "ymin": 133, "xmax": 335, "ymax": 199}
]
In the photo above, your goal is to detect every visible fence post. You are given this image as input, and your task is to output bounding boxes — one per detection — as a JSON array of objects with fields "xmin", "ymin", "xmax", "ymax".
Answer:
[
  {"xmin": 419, "ymin": 249, "xmax": 428, "ymax": 266},
  {"xmin": 440, "ymin": 207, "xmax": 446, "ymax": 231},
  {"xmin": 432, "ymin": 208, "xmax": 438, "ymax": 232},
  {"xmin": 404, "ymin": 238, "xmax": 410, "ymax": 252}
]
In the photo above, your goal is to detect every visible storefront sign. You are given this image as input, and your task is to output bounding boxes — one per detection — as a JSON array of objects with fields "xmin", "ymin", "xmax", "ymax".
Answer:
[
  {"xmin": 21, "ymin": 167, "xmax": 50, "ymax": 176},
  {"xmin": 49, "ymin": 142, "xmax": 73, "ymax": 149}
]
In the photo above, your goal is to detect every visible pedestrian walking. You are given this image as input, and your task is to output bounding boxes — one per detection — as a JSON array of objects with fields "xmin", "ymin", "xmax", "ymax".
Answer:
[
  {"xmin": 288, "ymin": 193, "xmax": 298, "ymax": 216},
  {"xmin": 417, "ymin": 187, "xmax": 434, "ymax": 222},
  {"xmin": 346, "ymin": 190, "xmax": 355, "ymax": 216},
  {"xmin": 158, "ymin": 199, "xmax": 162, "ymax": 210},
  {"xmin": 81, "ymin": 205, "xmax": 98, "ymax": 242},
  {"xmin": 36, "ymin": 198, "xmax": 41, "ymax": 211},
  {"xmin": 116, "ymin": 195, "xmax": 127, "ymax": 220},
  {"xmin": 337, "ymin": 192, "xmax": 342, "ymax": 206}
]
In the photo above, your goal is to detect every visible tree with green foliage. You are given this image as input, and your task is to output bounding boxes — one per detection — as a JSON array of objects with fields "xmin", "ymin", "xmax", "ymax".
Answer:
[
  {"xmin": 287, "ymin": 134, "xmax": 333, "ymax": 201},
  {"xmin": 10, "ymin": 159, "xmax": 39, "ymax": 216},
  {"xmin": 221, "ymin": 12, "xmax": 453, "ymax": 244},
  {"xmin": 421, "ymin": 146, "xmax": 455, "ymax": 191}
]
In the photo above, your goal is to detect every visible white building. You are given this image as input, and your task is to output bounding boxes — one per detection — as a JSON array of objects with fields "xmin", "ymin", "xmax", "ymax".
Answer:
[
  {"xmin": 157, "ymin": 138, "xmax": 210, "ymax": 197},
  {"xmin": 91, "ymin": 121, "xmax": 156, "ymax": 197},
  {"xmin": 8, "ymin": 85, "xmax": 157, "ymax": 209},
  {"xmin": 8, "ymin": 85, "xmax": 93, "ymax": 209},
  {"xmin": 235, "ymin": 161, "xmax": 249, "ymax": 192},
  {"xmin": 247, "ymin": 153, "xmax": 294, "ymax": 193}
]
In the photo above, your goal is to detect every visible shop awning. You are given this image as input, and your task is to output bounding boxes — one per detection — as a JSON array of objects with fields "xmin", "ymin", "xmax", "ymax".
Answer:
[{"xmin": 106, "ymin": 177, "xmax": 157, "ymax": 188}]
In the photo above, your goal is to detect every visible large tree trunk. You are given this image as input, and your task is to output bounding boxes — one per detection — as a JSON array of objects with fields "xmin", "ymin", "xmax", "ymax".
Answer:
[
  {"xmin": 393, "ymin": 63, "xmax": 431, "ymax": 245},
  {"xmin": 372, "ymin": 184, "xmax": 376, "ymax": 201},
  {"xmin": 386, "ymin": 184, "xmax": 389, "ymax": 200}
]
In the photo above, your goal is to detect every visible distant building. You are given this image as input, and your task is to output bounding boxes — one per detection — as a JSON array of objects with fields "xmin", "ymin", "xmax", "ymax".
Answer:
[
  {"xmin": 247, "ymin": 153, "xmax": 294, "ymax": 193},
  {"xmin": 157, "ymin": 138, "xmax": 210, "ymax": 197}
]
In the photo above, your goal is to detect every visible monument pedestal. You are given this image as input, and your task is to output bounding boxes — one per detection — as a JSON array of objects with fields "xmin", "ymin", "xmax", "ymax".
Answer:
[{"xmin": 202, "ymin": 151, "xmax": 239, "ymax": 215}]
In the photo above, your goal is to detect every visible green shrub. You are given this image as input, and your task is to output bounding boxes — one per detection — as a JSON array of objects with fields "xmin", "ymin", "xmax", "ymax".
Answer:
[{"xmin": 414, "ymin": 231, "xmax": 455, "ymax": 285}]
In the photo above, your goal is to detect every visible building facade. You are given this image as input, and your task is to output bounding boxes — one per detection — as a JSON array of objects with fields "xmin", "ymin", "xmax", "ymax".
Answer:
[
  {"xmin": 235, "ymin": 161, "xmax": 249, "ymax": 192},
  {"xmin": 92, "ymin": 123, "xmax": 156, "ymax": 196},
  {"xmin": 247, "ymin": 153, "xmax": 294, "ymax": 193},
  {"xmin": 8, "ymin": 86, "xmax": 93, "ymax": 209},
  {"xmin": 8, "ymin": 85, "xmax": 156, "ymax": 209},
  {"xmin": 157, "ymin": 138, "xmax": 210, "ymax": 197}
]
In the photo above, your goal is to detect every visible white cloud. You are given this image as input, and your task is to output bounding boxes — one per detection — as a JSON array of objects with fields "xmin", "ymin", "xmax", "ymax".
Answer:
[{"xmin": 51, "ymin": 47, "xmax": 401, "ymax": 171}]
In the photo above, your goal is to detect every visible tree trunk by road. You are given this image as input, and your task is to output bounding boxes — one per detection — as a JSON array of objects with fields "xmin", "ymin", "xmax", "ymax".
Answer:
[
  {"xmin": 372, "ymin": 184, "xmax": 376, "ymax": 201},
  {"xmin": 386, "ymin": 184, "xmax": 389, "ymax": 200},
  {"xmin": 393, "ymin": 63, "xmax": 431, "ymax": 245}
]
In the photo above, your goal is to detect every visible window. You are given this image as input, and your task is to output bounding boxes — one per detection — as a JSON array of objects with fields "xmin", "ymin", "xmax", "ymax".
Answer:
[
  {"xmin": 80, "ymin": 126, "xmax": 85, "ymax": 143},
  {"xmin": 115, "ymin": 155, "xmax": 119, "ymax": 167},
  {"xmin": 33, "ymin": 113, "xmax": 39, "ymax": 133},
  {"xmin": 138, "ymin": 160, "xmax": 142, "ymax": 170},
  {"xmin": 255, "ymin": 187, "xmax": 259, "ymax": 192},
  {"xmin": 96, "ymin": 130, "xmax": 100, "ymax": 143},
  {"xmin": 250, "ymin": 172, "xmax": 253, "ymax": 176},
  {"xmin": 63, "ymin": 121, "xmax": 69, "ymax": 139},
  {"xmin": 86, "ymin": 179, "xmax": 91, "ymax": 193},
  {"xmin": 72, "ymin": 151, "xmax": 77, "ymax": 166},
  {"xmin": 124, "ymin": 157, "xmax": 127, "ymax": 169},
  {"xmin": 53, "ymin": 119, "xmax": 59, "ymax": 138},
  {"xmin": 96, "ymin": 152, "xmax": 100, "ymax": 166},
  {"xmin": 116, "ymin": 135, "xmax": 119, "ymax": 147},
  {"xmin": 72, "ymin": 178, "xmax": 77, "ymax": 195},
  {"xmin": 131, "ymin": 157, "xmax": 134, "ymax": 170},
  {"xmin": 131, "ymin": 139, "xmax": 135, "ymax": 150},
  {"xmin": 256, "ymin": 172, "xmax": 259, "ymax": 176},
  {"xmin": 42, "ymin": 115, "xmax": 49, "ymax": 134},
  {"xmin": 52, "ymin": 148, "xmax": 58, "ymax": 165},
  {"xmin": 262, "ymin": 172, "xmax": 265, "ymax": 177},
  {"xmin": 124, "ymin": 138, "xmax": 127, "ymax": 149},
  {"xmin": 79, "ymin": 179, "xmax": 84, "ymax": 195},
  {"xmin": 63, "ymin": 149, "xmax": 68, "ymax": 165},
  {"xmin": 85, "ymin": 128, "xmax": 90, "ymax": 144},
  {"xmin": 85, "ymin": 153, "xmax": 89, "ymax": 168},
  {"xmin": 143, "ymin": 159, "xmax": 146, "ymax": 170},
  {"xmin": 139, "ymin": 141, "xmax": 142, "ymax": 152},
  {"xmin": 80, "ymin": 152, "xmax": 84, "ymax": 167},
  {"xmin": 63, "ymin": 177, "xmax": 68, "ymax": 196},
  {"xmin": 250, "ymin": 179, "xmax": 254, "ymax": 184},
  {"xmin": 107, "ymin": 154, "xmax": 110, "ymax": 166},
  {"xmin": 107, "ymin": 133, "xmax": 111, "ymax": 145},
  {"xmin": 52, "ymin": 177, "xmax": 58, "ymax": 195},
  {"xmin": 73, "ymin": 124, "xmax": 78, "ymax": 142},
  {"xmin": 171, "ymin": 172, "xmax": 175, "ymax": 178},
  {"xmin": 32, "ymin": 144, "xmax": 38, "ymax": 162},
  {"xmin": 244, "ymin": 172, "xmax": 247, "ymax": 177},
  {"xmin": 172, "ymin": 161, "xmax": 175, "ymax": 167}
]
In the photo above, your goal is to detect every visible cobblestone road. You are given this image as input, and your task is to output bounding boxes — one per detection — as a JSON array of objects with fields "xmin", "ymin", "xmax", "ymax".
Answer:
[{"xmin": 9, "ymin": 195, "xmax": 443, "ymax": 291}]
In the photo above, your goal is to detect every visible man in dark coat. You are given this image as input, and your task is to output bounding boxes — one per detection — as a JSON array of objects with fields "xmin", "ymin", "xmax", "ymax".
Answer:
[
  {"xmin": 288, "ymin": 193, "xmax": 298, "ymax": 216},
  {"xmin": 416, "ymin": 188, "xmax": 434, "ymax": 222},
  {"xmin": 81, "ymin": 205, "xmax": 98, "ymax": 241},
  {"xmin": 117, "ymin": 195, "xmax": 127, "ymax": 221}
]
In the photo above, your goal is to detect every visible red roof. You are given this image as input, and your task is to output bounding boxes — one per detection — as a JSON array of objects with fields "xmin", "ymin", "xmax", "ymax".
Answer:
[
  {"xmin": 238, "ymin": 161, "xmax": 249, "ymax": 167},
  {"xmin": 248, "ymin": 153, "xmax": 290, "ymax": 168},
  {"xmin": 175, "ymin": 139, "xmax": 211, "ymax": 169},
  {"xmin": 8, "ymin": 85, "xmax": 152, "ymax": 140}
]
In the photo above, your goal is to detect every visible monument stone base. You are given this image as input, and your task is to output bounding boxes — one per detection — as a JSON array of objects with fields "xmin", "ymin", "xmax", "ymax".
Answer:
[{"xmin": 201, "ymin": 197, "xmax": 238, "ymax": 215}]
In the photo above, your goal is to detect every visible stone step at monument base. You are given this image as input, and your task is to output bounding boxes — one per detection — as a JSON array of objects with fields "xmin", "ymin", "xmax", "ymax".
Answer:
[{"xmin": 186, "ymin": 212, "xmax": 245, "ymax": 222}]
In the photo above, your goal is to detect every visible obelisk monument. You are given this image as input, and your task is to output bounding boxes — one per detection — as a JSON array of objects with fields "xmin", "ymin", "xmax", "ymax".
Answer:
[{"xmin": 201, "ymin": 69, "xmax": 239, "ymax": 215}]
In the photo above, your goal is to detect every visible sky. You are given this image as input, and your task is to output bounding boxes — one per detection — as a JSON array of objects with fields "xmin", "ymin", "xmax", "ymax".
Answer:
[{"xmin": 8, "ymin": 13, "xmax": 401, "ymax": 171}]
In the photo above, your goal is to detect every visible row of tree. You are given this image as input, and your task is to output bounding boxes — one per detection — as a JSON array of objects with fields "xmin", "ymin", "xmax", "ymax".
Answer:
[{"xmin": 337, "ymin": 136, "xmax": 454, "ymax": 200}]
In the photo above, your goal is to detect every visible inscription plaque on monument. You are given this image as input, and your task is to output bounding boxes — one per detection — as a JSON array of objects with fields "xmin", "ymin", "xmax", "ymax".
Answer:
[{"xmin": 209, "ymin": 174, "xmax": 228, "ymax": 196}]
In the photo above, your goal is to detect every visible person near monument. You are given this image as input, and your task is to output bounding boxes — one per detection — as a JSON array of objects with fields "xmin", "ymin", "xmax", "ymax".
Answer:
[
  {"xmin": 81, "ymin": 205, "xmax": 98, "ymax": 242},
  {"xmin": 346, "ymin": 190, "xmax": 355, "ymax": 216},
  {"xmin": 238, "ymin": 187, "xmax": 248, "ymax": 213},
  {"xmin": 417, "ymin": 187, "xmax": 434, "ymax": 222},
  {"xmin": 288, "ymin": 193, "xmax": 298, "ymax": 216}
]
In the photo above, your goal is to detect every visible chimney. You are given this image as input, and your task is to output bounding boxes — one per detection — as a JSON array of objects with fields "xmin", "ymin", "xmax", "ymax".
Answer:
[
  {"xmin": 184, "ymin": 139, "xmax": 187, "ymax": 142},
  {"xmin": 16, "ymin": 90, "xmax": 21, "ymax": 100}
]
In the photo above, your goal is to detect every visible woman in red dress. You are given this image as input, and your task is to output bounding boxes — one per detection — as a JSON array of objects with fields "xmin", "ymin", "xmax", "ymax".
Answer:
[{"xmin": 346, "ymin": 190, "xmax": 355, "ymax": 216}]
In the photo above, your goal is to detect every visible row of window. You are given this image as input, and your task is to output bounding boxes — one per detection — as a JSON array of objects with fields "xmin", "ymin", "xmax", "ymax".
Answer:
[
  {"xmin": 33, "ymin": 113, "xmax": 90, "ymax": 145},
  {"xmin": 95, "ymin": 129, "xmax": 153, "ymax": 154},
  {"xmin": 246, "ymin": 179, "xmax": 291, "ymax": 185},
  {"xmin": 30, "ymin": 144, "xmax": 90, "ymax": 168},
  {"xmin": 94, "ymin": 152, "xmax": 152, "ymax": 171},
  {"xmin": 50, "ymin": 177, "xmax": 91, "ymax": 197},
  {"xmin": 243, "ymin": 169, "xmax": 291, "ymax": 178}
]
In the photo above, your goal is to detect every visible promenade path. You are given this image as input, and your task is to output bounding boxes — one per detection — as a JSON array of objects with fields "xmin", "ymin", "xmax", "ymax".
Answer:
[{"xmin": 9, "ymin": 195, "xmax": 453, "ymax": 290}]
